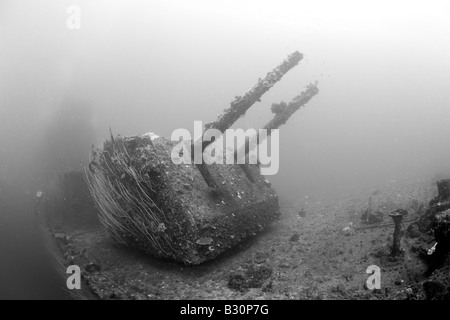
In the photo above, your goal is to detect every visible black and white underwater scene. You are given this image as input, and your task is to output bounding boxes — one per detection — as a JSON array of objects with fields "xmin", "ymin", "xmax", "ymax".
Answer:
[{"xmin": 1, "ymin": 0, "xmax": 450, "ymax": 301}]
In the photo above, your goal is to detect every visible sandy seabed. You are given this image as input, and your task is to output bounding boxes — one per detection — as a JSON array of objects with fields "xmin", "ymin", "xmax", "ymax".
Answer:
[{"xmin": 47, "ymin": 177, "xmax": 450, "ymax": 300}]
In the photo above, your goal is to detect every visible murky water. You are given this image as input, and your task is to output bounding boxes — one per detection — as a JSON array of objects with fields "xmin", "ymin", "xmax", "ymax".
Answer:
[
  {"xmin": 1, "ymin": 0, "xmax": 450, "ymax": 300},
  {"xmin": 0, "ymin": 188, "xmax": 72, "ymax": 300}
]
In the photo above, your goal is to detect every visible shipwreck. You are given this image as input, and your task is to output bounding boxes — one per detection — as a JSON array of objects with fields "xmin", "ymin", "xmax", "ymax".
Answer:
[{"xmin": 85, "ymin": 51, "xmax": 319, "ymax": 264}]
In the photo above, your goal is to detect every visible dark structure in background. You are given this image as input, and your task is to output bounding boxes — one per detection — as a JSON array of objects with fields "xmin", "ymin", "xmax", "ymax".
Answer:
[
  {"xmin": 85, "ymin": 51, "xmax": 319, "ymax": 264},
  {"xmin": 411, "ymin": 179, "xmax": 450, "ymax": 277},
  {"xmin": 39, "ymin": 94, "xmax": 97, "ymax": 180},
  {"xmin": 0, "ymin": 92, "xmax": 98, "ymax": 299}
]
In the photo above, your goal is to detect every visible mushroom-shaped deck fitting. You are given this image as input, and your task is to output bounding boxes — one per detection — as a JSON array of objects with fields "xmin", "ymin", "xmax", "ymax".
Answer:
[{"xmin": 389, "ymin": 209, "xmax": 407, "ymax": 256}]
